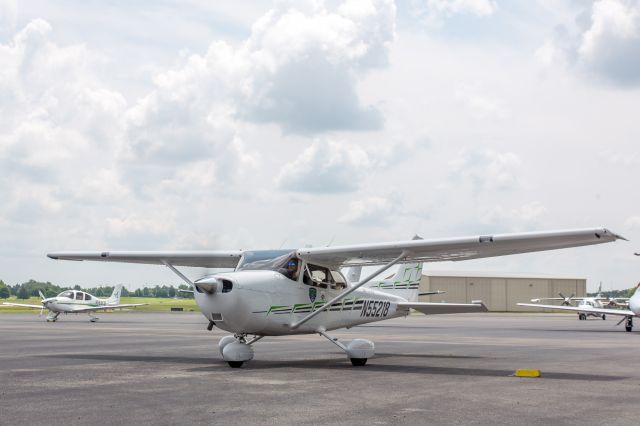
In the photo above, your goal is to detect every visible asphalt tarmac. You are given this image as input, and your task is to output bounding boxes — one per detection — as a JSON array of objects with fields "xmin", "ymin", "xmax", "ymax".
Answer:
[{"xmin": 0, "ymin": 311, "xmax": 638, "ymax": 425}]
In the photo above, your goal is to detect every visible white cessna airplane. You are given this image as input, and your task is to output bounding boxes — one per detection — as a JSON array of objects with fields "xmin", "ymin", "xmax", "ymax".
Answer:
[
  {"xmin": 519, "ymin": 283, "xmax": 640, "ymax": 332},
  {"xmin": 47, "ymin": 227, "xmax": 622, "ymax": 368},
  {"xmin": 2, "ymin": 285, "xmax": 145, "ymax": 322}
]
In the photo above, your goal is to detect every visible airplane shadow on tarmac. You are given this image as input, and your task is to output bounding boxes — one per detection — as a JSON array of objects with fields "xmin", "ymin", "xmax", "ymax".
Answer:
[{"xmin": 43, "ymin": 353, "xmax": 625, "ymax": 381}]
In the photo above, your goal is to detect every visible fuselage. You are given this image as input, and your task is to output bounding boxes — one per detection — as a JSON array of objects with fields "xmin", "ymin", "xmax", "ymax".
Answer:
[
  {"xmin": 45, "ymin": 290, "xmax": 112, "ymax": 313},
  {"xmin": 194, "ymin": 270, "xmax": 409, "ymax": 335}
]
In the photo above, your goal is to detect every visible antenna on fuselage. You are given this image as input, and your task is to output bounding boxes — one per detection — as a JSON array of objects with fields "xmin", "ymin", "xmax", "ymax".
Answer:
[{"xmin": 326, "ymin": 234, "xmax": 335, "ymax": 247}]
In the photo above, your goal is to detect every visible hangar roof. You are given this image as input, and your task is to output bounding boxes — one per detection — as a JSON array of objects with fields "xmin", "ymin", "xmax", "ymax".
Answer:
[{"xmin": 422, "ymin": 270, "xmax": 584, "ymax": 280}]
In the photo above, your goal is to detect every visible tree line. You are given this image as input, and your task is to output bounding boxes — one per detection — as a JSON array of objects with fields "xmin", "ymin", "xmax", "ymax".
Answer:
[{"xmin": 0, "ymin": 279, "xmax": 193, "ymax": 299}]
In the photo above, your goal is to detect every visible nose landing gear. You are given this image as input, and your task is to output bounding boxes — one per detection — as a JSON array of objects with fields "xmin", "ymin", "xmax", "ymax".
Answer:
[{"xmin": 218, "ymin": 334, "xmax": 264, "ymax": 368}]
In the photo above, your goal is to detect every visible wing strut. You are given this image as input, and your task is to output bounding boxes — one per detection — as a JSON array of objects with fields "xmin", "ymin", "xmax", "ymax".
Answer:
[
  {"xmin": 290, "ymin": 251, "xmax": 408, "ymax": 330},
  {"xmin": 162, "ymin": 261, "xmax": 195, "ymax": 289}
]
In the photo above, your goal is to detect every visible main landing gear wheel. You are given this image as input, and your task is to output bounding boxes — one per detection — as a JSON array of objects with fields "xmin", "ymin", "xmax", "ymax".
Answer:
[
  {"xmin": 317, "ymin": 330, "xmax": 375, "ymax": 367},
  {"xmin": 578, "ymin": 313, "xmax": 586, "ymax": 320},
  {"xmin": 626, "ymin": 317, "xmax": 633, "ymax": 332},
  {"xmin": 350, "ymin": 358, "xmax": 367, "ymax": 366},
  {"xmin": 602, "ymin": 314, "xmax": 606, "ymax": 320}
]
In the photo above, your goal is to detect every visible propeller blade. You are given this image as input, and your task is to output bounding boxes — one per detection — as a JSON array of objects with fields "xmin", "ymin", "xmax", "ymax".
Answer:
[
  {"xmin": 38, "ymin": 290, "xmax": 45, "ymax": 300},
  {"xmin": 558, "ymin": 292, "xmax": 566, "ymax": 300}
]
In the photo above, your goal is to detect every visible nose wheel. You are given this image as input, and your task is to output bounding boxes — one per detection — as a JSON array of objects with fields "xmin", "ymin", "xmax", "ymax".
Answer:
[
  {"xmin": 218, "ymin": 335, "xmax": 263, "ymax": 368},
  {"xmin": 625, "ymin": 317, "xmax": 633, "ymax": 332}
]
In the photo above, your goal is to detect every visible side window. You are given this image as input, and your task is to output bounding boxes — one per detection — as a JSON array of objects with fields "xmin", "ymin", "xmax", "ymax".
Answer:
[
  {"xmin": 304, "ymin": 264, "xmax": 335, "ymax": 288},
  {"xmin": 330, "ymin": 271, "xmax": 347, "ymax": 289},
  {"xmin": 75, "ymin": 292, "xmax": 83, "ymax": 300},
  {"xmin": 60, "ymin": 291, "xmax": 73, "ymax": 298},
  {"xmin": 84, "ymin": 293, "xmax": 92, "ymax": 301}
]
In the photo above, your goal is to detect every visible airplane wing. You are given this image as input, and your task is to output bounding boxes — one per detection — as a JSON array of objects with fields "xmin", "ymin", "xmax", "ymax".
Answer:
[
  {"xmin": 297, "ymin": 228, "xmax": 624, "ymax": 268},
  {"xmin": 1, "ymin": 302, "xmax": 43, "ymax": 309},
  {"xmin": 530, "ymin": 297, "xmax": 586, "ymax": 302},
  {"xmin": 47, "ymin": 251, "xmax": 243, "ymax": 268},
  {"xmin": 72, "ymin": 303, "xmax": 147, "ymax": 313},
  {"xmin": 398, "ymin": 302, "xmax": 488, "ymax": 315},
  {"xmin": 47, "ymin": 228, "xmax": 623, "ymax": 270},
  {"xmin": 517, "ymin": 303, "xmax": 635, "ymax": 317}
]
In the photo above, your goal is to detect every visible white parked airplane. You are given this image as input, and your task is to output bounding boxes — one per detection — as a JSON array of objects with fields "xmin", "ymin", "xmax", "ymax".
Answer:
[
  {"xmin": 528, "ymin": 283, "xmax": 629, "ymax": 320},
  {"xmin": 47, "ymin": 227, "xmax": 622, "ymax": 367},
  {"xmin": 519, "ymin": 283, "xmax": 640, "ymax": 331},
  {"xmin": 1, "ymin": 285, "xmax": 146, "ymax": 322}
]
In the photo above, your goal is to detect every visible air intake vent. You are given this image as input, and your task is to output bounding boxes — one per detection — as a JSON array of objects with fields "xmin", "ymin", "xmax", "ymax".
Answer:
[
  {"xmin": 211, "ymin": 313, "xmax": 223, "ymax": 321},
  {"xmin": 222, "ymin": 280, "xmax": 233, "ymax": 293}
]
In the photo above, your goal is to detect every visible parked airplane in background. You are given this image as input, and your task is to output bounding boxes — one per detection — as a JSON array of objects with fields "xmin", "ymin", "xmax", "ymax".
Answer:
[
  {"xmin": 2, "ymin": 285, "xmax": 146, "ymax": 322},
  {"xmin": 519, "ymin": 282, "xmax": 640, "ymax": 331},
  {"xmin": 528, "ymin": 283, "xmax": 629, "ymax": 320},
  {"xmin": 47, "ymin": 227, "xmax": 622, "ymax": 367}
]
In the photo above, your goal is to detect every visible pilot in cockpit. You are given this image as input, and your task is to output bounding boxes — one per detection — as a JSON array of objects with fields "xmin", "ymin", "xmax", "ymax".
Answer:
[{"xmin": 280, "ymin": 258, "xmax": 300, "ymax": 281}]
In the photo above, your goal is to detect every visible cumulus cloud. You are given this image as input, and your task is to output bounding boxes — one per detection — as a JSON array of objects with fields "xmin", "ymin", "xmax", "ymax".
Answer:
[
  {"xmin": 132, "ymin": 0, "xmax": 395, "ymax": 137},
  {"xmin": 242, "ymin": 1, "xmax": 394, "ymax": 132},
  {"xmin": 413, "ymin": 0, "xmax": 497, "ymax": 27},
  {"xmin": 579, "ymin": 0, "xmax": 640, "ymax": 85},
  {"xmin": 0, "ymin": 19, "xmax": 128, "ymax": 220},
  {"xmin": 339, "ymin": 195, "xmax": 398, "ymax": 226},
  {"xmin": 449, "ymin": 149, "xmax": 523, "ymax": 192},
  {"xmin": 538, "ymin": 0, "xmax": 640, "ymax": 86},
  {"xmin": 275, "ymin": 138, "xmax": 374, "ymax": 193}
]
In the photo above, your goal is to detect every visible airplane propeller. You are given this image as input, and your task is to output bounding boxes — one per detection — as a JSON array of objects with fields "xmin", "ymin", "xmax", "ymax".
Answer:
[
  {"xmin": 558, "ymin": 292, "xmax": 575, "ymax": 306},
  {"xmin": 38, "ymin": 290, "xmax": 46, "ymax": 316}
]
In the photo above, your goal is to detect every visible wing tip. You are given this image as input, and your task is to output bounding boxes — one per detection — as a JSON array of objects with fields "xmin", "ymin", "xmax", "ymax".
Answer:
[{"xmin": 601, "ymin": 228, "xmax": 627, "ymax": 241}]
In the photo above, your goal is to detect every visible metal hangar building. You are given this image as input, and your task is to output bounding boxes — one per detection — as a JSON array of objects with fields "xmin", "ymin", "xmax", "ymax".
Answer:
[{"xmin": 419, "ymin": 271, "xmax": 586, "ymax": 312}]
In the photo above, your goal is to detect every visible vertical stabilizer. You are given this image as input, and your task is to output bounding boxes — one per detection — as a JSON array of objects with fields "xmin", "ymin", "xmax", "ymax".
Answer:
[
  {"xmin": 106, "ymin": 284, "xmax": 123, "ymax": 305},
  {"xmin": 364, "ymin": 262, "xmax": 423, "ymax": 302}
]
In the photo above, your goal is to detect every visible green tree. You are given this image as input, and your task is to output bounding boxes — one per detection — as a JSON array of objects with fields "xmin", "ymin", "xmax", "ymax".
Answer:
[
  {"xmin": 168, "ymin": 286, "xmax": 176, "ymax": 298},
  {"xmin": 17, "ymin": 286, "xmax": 29, "ymax": 299},
  {"xmin": 0, "ymin": 284, "xmax": 9, "ymax": 299}
]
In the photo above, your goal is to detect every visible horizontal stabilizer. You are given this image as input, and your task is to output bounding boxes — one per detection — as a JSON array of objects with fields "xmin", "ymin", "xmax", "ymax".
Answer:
[{"xmin": 398, "ymin": 301, "xmax": 488, "ymax": 315}]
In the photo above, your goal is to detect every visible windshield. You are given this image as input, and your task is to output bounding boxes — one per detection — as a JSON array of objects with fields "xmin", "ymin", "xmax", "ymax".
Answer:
[{"xmin": 237, "ymin": 250, "xmax": 296, "ymax": 271}]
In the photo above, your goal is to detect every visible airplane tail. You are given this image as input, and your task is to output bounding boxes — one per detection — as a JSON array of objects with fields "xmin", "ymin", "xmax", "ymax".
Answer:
[
  {"xmin": 106, "ymin": 284, "xmax": 123, "ymax": 305},
  {"xmin": 365, "ymin": 262, "xmax": 423, "ymax": 302}
]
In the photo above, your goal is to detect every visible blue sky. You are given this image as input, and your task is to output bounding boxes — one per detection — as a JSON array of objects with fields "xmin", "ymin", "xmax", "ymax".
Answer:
[{"xmin": 0, "ymin": 0, "xmax": 639, "ymax": 291}]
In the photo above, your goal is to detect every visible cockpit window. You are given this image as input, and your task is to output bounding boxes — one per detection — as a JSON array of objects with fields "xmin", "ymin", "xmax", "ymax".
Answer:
[
  {"xmin": 84, "ymin": 293, "xmax": 92, "ymax": 301},
  {"xmin": 60, "ymin": 291, "xmax": 73, "ymax": 298},
  {"xmin": 75, "ymin": 292, "xmax": 83, "ymax": 300}
]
